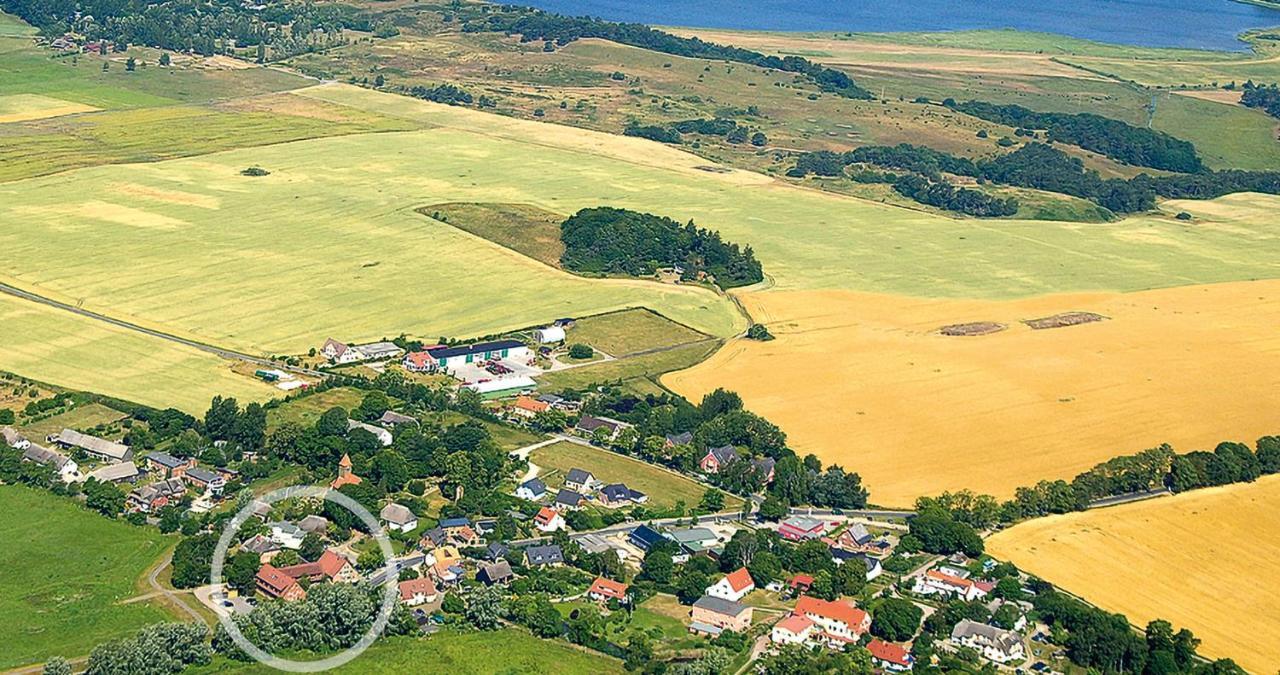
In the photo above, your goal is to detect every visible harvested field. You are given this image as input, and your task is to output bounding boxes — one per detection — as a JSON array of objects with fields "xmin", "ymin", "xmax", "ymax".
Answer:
[
  {"xmin": 664, "ymin": 280, "xmax": 1280, "ymax": 505},
  {"xmin": 987, "ymin": 476, "xmax": 1280, "ymax": 673},
  {"xmin": 938, "ymin": 321, "xmax": 1005, "ymax": 336},
  {"xmin": 1171, "ymin": 89, "xmax": 1245, "ymax": 105},
  {"xmin": 1023, "ymin": 311, "xmax": 1107, "ymax": 330}
]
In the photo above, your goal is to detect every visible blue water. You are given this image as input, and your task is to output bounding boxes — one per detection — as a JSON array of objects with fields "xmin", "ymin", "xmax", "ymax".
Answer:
[{"xmin": 512, "ymin": 0, "xmax": 1280, "ymax": 51}]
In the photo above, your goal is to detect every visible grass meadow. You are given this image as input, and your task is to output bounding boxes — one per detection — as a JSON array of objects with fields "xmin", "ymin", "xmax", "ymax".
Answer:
[
  {"xmin": 563, "ymin": 308, "xmax": 711, "ymax": 356},
  {"xmin": 530, "ymin": 440, "xmax": 738, "ymax": 510},
  {"xmin": 988, "ymin": 475, "xmax": 1280, "ymax": 674},
  {"xmin": 0, "ymin": 485, "xmax": 172, "ymax": 669}
]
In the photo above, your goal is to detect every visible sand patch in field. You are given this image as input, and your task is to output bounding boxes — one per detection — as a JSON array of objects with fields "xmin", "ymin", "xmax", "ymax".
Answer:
[
  {"xmin": 112, "ymin": 183, "xmax": 220, "ymax": 209},
  {"xmin": 663, "ymin": 281, "xmax": 1280, "ymax": 506},
  {"xmin": 0, "ymin": 93, "xmax": 98, "ymax": 123},
  {"xmin": 1171, "ymin": 89, "xmax": 1244, "ymax": 105},
  {"xmin": 987, "ymin": 475, "xmax": 1280, "ymax": 674}
]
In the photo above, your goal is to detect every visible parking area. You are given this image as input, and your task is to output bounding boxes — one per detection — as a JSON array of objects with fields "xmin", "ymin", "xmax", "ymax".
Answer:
[{"xmin": 449, "ymin": 357, "xmax": 542, "ymax": 384}]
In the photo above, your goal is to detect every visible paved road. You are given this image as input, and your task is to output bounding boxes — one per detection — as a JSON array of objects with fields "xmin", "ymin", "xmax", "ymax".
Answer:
[
  {"xmin": 1087, "ymin": 487, "xmax": 1171, "ymax": 509},
  {"xmin": 0, "ymin": 281, "xmax": 326, "ymax": 379}
]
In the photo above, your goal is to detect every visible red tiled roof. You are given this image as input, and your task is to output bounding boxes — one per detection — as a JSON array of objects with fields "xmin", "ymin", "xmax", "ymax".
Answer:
[
  {"xmin": 535, "ymin": 506, "xmax": 559, "ymax": 525},
  {"xmin": 794, "ymin": 595, "xmax": 868, "ymax": 628},
  {"xmin": 513, "ymin": 396, "xmax": 549, "ymax": 413},
  {"xmin": 404, "ymin": 351, "xmax": 435, "ymax": 368},
  {"xmin": 317, "ymin": 550, "xmax": 349, "ymax": 577},
  {"xmin": 774, "ymin": 614, "xmax": 814, "ymax": 635},
  {"xmin": 926, "ymin": 569, "xmax": 974, "ymax": 589},
  {"xmin": 256, "ymin": 564, "xmax": 300, "ymax": 595},
  {"xmin": 724, "ymin": 567, "xmax": 754, "ymax": 593},
  {"xmin": 398, "ymin": 576, "xmax": 438, "ymax": 601},
  {"xmin": 868, "ymin": 639, "xmax": 912, "ymax": 666},
  {"xmin": 788, "ymin": 573, "xmax": 815, "ymax": 587},
  {"xmin": 588, "ymin": 576, "xmax": 629, "ymax": 600}
]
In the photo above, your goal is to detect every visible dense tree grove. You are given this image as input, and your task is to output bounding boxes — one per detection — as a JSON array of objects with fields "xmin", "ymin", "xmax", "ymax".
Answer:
[
  {"xmin": 0, "ymin": 0, "xmax": 365, "ymax": 59},
  {"xmin": 945, "ymin": 100, "xmax": 1203, "ymax": 172},
  {"xmin": 560, "ymin": 207, "xmax": 764, "ymax": 287},
  {"xmin": 1240, "ymin": 80, "xmax": 1280, "ymax": 118},
  {"xmin": 85, "ymin": 622, "xmax": 211, "ymax": 675},
  {"xmin": 791, "ymin": 141, "xmax": 1280, "ymax": 214},
  {"xmin": 406, "ymin": 83, "xmax": 474, "ymax": 106},
  {"xmin": 892, "ymin": 174, "xmax": 1019, "ymax": 217},
  {"xmin": 469, "ymin": 8, "xmax": 874, "ymax": 99},
  {"xmin": 623, "ymin": 122, "xmax": 682, "ymax": 144}
]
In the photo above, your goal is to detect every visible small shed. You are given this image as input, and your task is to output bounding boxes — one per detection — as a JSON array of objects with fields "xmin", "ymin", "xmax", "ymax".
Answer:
[{"xmin": 533, "ymin": 326, "xmax": 566, "ymax": 343}]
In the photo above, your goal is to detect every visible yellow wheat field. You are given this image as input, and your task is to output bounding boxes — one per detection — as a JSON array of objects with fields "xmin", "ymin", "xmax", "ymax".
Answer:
[
  {"xmin": 663, "ymin": 280, "xmax": 1280, "ymax": 506},
  {"xmin": 987, "ymin": 476, "xmax": 1280, "ymax": 673}
]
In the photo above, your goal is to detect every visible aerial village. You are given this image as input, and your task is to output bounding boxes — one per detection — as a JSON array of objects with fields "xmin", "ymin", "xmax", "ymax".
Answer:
[{"xmin": 2, "ymin": 316, "xmax": 1071, "ymax": 673}]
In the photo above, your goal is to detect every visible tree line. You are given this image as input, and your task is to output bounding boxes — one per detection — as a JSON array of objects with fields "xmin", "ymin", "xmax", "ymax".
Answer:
[
  {"xmin": 790, "ymin": 141, "xmax": 1280, "ymax": 215},
  {"xmin": 891, "ymin": 174, "xmax": 1019, "ymax": 217},
  {"xmin": 559, "ymin": 206, "xmax": 764, "ymax": 288},
  {"xmin": 623, "ymin": 118, "xmax": 768, "ymax": 147},
  {"xmin": 945, "ymin": 100, "xmax": 1203, "ymax": 173},
  {"xmin": 1237, "ymin": 80, "xmax": 1280, "ymax": 119},
  {"xmin": 466, "ymin": 7, "xmax": 874, "ymax": 99}
]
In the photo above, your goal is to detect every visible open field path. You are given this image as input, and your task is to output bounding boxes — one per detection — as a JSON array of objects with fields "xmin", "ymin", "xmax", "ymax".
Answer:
[{"xmin": 0, "ymin": 281, "xmax": 325, "ymax": 379}]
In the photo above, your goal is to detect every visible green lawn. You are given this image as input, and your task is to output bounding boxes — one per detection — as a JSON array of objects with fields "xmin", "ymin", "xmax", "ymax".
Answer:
[
  {"xmin": 565, "ymin": 308, "xmax": 711, "ymax": 356},
  {"xmin": 266, "ymin": 387, "xmax": 370, "ymax": 432},
  {"xmin": 530, "ymin": 440, "xmax": 736, "ymax": 510},
  {"xmin": 18, "ymin": 401, "xmax": 128, "ymax": 441},
  {"xmin": 0, "ymin": 485, "xmax": 172, "ymax": 669},
  {"xmin": 536, "ymin": 340, "xmax": 721, "ymax": 392},
  {"xmin": 425, "ymin": 411, "xmax": 543, "ymax": 452},
  {"xmin": 190, "ymin": 630, "xmax": 623, "ymax": 674}
]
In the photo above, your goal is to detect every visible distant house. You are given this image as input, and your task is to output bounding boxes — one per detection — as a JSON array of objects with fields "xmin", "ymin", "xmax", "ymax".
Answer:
[
  {"xmin": 837, "ymin": 523, "xmax": 873, "ymax": 549},
  {"xmin": 663, "ymin": 431, "xmax": 693, "ymax": 448},
  {"xmin": 868, "ymin": 639, "xmax": 914, "ymax": 672},
  {"xmin": 524, "ymin": 544, "xmax": 564, "ymax": 568},
  {"xmin": 598, "ymin": 483, "xmax": 647, "ymax": 508},
  {"xmin": 698, "ymin": 446, "xmax": 738, "ymax": 474},
  {"xmin": 298, "ymin": 515, "xmax": 330, "ymax": 534},
  {"xmin": 575, "ymin": 415, "xmax": 630, "ymax": 442},
  {"xmin": 771, "ymin": 613, "xmax": 817, "ymax": 646},
  {"xmin": 788, "ymin": 574, "xmax": 814, "ymax": 594},
  {"xmin": 517, "ymin": 477, "xmax": 548, "ymax": 501},
  {"xmin": 321, "ymin": 338, "xmax": 359, "ymax": 364},
  {"xmin": 510, "ymin": 396, "xmax": 549, "ymax": 420},
  {"xmin": 50, "ymin": 428, "xmax": 132, "ymax": 463},
  {"xmin": 378, "ymin": 411, "xmax": 418, "ymax": 428},
  {"xmin": 751, "ymin": 456, "xmax": 777, "ymax": 484},
  {"xmin": 554, "ymin": 488, "xmax": 584, "ymax": 511},
  {"xmin": 183, "ymin": 466, "xmax": 226, "ymax": 497},
  {"xmin": 951, "ymin": 619, "xmax": 1026, "ymax": 664},
  {"xmin": 22, "ymin": 444, "xmax": 80, "ymax": 482},
  {"xmin": 778, "ymin": 516, "xmax": 829, "ymax": 542},
  {"xmin": 241, "ymin": 534, "xmax": 280, "ymax": 558},
  {"xmin": 706, "ymin": 567, "xmax": 755, "ymax": 602},
  {"xmin": 354, "ymin": 342, "xmax": 403, "ymax": 362},
  {"xmin": 533, "ymin": 326, "xmax": 566, "ymax": 343},
  {"xmin": 329, "ymin": 453, "xmax": 363, "ymax": 490},
  {"xmin": 277, "ymin": 550, "xmax": 360, "ymax": 585},
  {"xmin": 145, "ymin": 452, "xmax": 195, "ymax": 479},
  {"xmin": 628, "ymin": 524, "xmax": 669, "ymax": 552},
  {"xmin": 484, "ymin": 542, "xmax": 510, "ymax": 562},
  {"xmin": 380, "ymin": 503, "xmax": 418, "ymax": 532},
  {"xmin": 564, "ymin": 468, "xmax": 596, "ymax": 493},
  {"xmin": 87, "ymin": 461, "xmax": 142, "ymax": 484},
  {"xmin": 2, "ymin": 427, "xmax": 30, "ymax": 450},
  {"xmin": 668, "ymin": 527, "xmax": 721, "ymax": 557},
  {"xmin": 587, "ymin": 577, "xmax": 630, "ymax": 605},
  {"xmin": 347, "ymin": 419, "xmax": 393, "ymax": 447},
  {"xmin": 828, "ymin": 550, "xmax": 883, "ymax": 581},
  {"xmin": 402, "ymin": 351, "xmax": 435, "ymax": 373},
  {"xmin": 127, "ymin": 478, "xmax": 185, "ymax": 513},
  {"xmin": 256, "ymin": 564, "xmax": 306, "ymax": 601},
  {"xmin": 689, "ymin": 596, "xmax": 753, "ymax": 636},
  {"xmin": 477, "ymin": 560, "xmax": 514, "ymax": 586},
  {"xmin": 913, "ymin": 569, "xmax": 990, "ymax": 601},
  {"xmin": 398, "ymin": 577, "xmax": 439, "ymax": 606},
  {"xmin": 268, "ymin": 521, "xmax": 306, "ymax": 549},
  {"xmin": 420, "ymin": 527, "xmax": 447, "ymax": 549},
  {"xmin": 793, "ymin": 595, "xmax": 871, "ymax": 648},
  {"xmin": 534, "ymin": 506, "xmax": 566, "ymax": 533}
]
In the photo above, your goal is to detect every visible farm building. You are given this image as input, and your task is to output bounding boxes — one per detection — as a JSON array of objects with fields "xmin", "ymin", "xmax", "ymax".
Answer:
[
  {"xmin": 533, "ymin": 326, "xmax": 566, "ymax": 343},
  {"xmin": 50, "ymin": 428, "xmax": 131, "ymax": 463},
  {"xmin": 22, "ymin": 444, "xmax": 80, "ymax": 482},
  {"xmin": 690, "ymin": 596, "xmax": 752, "ymax": 636},
  {"xmin": 87, "ymin": 461, "xmax": 142, "ymax": 484},
  {"xmin": 778, "ymin": 516, "xmax": 829, "ymax": 541},
  {"xmin": 950, "ymin": 619, "xmax": 1025, "ymax": 664},
  {"xmin": 403, "ymin": 340, "xmax": 531, "ymax": 374},
  {"xmin": 347, "ymin": 419, "xmax": 393, "ymax": 446},
  {"xmin": 464, "ymin": 376, "xmax": 538, "ymax": 400}
]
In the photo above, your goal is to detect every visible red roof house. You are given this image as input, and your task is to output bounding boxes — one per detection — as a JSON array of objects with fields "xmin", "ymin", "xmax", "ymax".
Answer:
[
  {"xmin": 587, "ymin": 576, "xmax": 630, "ymax": 604},
  {"xmin": 868, "ymin": 639, "xmax": 914, "ymax": 671},
  {"xmin": 256, "ymin": 563, "xmax": 306, "ymax": 601},
  {"xmin": 705, "ymin": 567, "xmax": 755, "ymax": 602},
  {"xmin": 398, "ymin": 577, "xmax": 439, "ymax": 606}
]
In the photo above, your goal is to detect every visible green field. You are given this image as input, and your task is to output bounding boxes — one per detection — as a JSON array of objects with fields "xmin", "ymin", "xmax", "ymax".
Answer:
[
  {"xmin": 564, "ymin": 308, "xmax": 711, "ymax": 356},
  {"xmin": 425, "ymin": 411, "xmax": 543, "ymax": 452},
  {"xmin": 427, "ymin": 202, "xmax": 567, "ymax": 267},
  {"xmin": 0, "ymin": 293, "xmax": 276, "ymax": 415},
  {"xmin": 191, "ymin": 630, "xmax": 623, "ymax": 674},
  {"xmin": 18, "ymin": 401, "xmax": 128, "ymax": 441},
  {"xmin": 0, "ymin": 485, "xmax": 172, "ymax": 669},
  {"xmin": 530, "ymin": 440, "xmax": 736, "ymax": 510},
  {"xmin": 536, "ymin": 340, "xmax": 721, "ymax": 393},
  {"xmin": 266, "ymin": 387, "xmax": 371, "ymax": 431}
]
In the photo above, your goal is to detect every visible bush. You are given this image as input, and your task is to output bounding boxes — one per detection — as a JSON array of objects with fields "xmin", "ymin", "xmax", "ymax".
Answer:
[
  {"xmin": 240, "ymin": 167, "xmax": 270, "ymax": 177},
  {"xmin": 568, "ymin": 343, "xmax": 594, "ymax": 359}
]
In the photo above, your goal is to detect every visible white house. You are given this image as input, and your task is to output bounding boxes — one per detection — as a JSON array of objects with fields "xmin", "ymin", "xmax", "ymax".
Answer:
[
  {"xmin": 269, "ymin": 521, "xmax": 306, "ymax": 549},
  {"xmin": 792, "ymin": 595, "xmax": 871, "ymax": 648},
  {"xmin": 22, "ymin": 443, "xmax": 80, "ymax": 482},
  {"xmin": 705, "ymin": 567, "xmax": 755, "ymax": 602},
  {"xmin": 321, "ymin": 338, "xmax": 360, "ymax": 364},
  {"xmin": 771, "ymin": 614, "xmax": 816, "ymax": 646},
  {"xmin": 533, "ymin": 326, "xmax": 566, "ymax": 344},
  {"xmin": 398, "ymin": 577, "xmax": 438, "ymax": 607},
  {"xmin": 347, "ymin": 419, "xmax": 393, "ymax": 447},
  {"xmin": 2, "ymin": 427, "xmax": 30, "ymax": 450},
  {"xmin": 380, "ymin": 503, "xmax": 418, "ymax": 532},
  {"xmin": 516, "ymin": 478, "xmax": 548, "ymax": 501},
  {"xmin": 951, "ymin": 619, "xmax": 1026, "ymax": 664},
  {"xmin": 913, "ymin": 569, "xmax": 990, "ymax": 601},
  {"xmin": 534, "ymin": 506, "xmax": 566, "ymax": 533}
]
